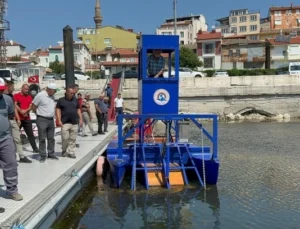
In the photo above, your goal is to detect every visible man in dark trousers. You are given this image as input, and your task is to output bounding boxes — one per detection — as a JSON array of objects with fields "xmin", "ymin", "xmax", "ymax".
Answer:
[
  {"xmin": 32, "ymin": 83, "xmax": 58, "ymax": 163},
  {"xmin": 14, "ymin": 84, "xmax": 39, "ymax": 153},
  {"xmin": 94, "ymin": 94, "xmax": 108, "ymax": 134},
  {"xmin": 104, "ymin": 83, "xmax": 113, "ymax": 108},
  {"xmin": 0, "ymin": 78, "xmax": 23, "ymax": 201}
]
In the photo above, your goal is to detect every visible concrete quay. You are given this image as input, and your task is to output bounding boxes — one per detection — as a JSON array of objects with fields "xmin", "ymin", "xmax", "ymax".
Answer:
[
  {"xmin": 0, "ymin": 124, "xmax": 117, "ymax": 229},
  {"xmin": 14, "ymin": 75, "xmax": 300, "ymax": 118}
]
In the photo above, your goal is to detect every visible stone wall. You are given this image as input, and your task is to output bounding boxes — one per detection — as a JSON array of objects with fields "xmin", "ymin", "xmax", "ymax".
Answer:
[{"xmin": 14, "ymin": 75, "xmax": 300, "ymax": 119}]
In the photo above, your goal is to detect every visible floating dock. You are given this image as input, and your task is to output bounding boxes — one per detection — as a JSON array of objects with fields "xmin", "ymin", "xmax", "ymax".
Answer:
[{"xmin": 0, "ymin": 125, "xmax": 117, "ymax": 229}]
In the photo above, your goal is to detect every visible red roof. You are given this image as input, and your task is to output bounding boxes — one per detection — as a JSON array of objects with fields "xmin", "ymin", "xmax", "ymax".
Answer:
[
  {"xmin": 270, "ymin": 5, "xmax": 300, "ymax": 11},
  {"xmin": 92, "ymin": 48, "xmax": 138, "ymax": 57},
  {"xmin": 197, "ymin": 31, "xmax": 222, "ymax": 40},
  {"xmin": 267, "ymin": 36, "xmax": 300, "ymax": 45},
  {"xmin": 6, "ymin": 41, "xmax": 25, "ymax": 48},
  {"xmin": 7, "ymin": 57, "xmax": 31, "ymax": 62}
]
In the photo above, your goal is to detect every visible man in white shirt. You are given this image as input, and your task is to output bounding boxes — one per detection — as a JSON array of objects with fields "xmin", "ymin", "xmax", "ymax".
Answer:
[
  {"xmin": 32, "ymin": 83, "xmax": 58, "ymax": 163},
  {"xmin": 114, "ymin": 93, "xmax": 124, "ymax": 116}
]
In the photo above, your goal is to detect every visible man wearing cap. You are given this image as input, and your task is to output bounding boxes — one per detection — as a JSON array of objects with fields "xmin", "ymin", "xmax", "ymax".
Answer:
[
  {"xmin": 104, "ymin": 83, "xmax": 113, "ymax": 108},
  {"xmin": 14, "ymin": 84, "xmax": 39, "ymax": 153},
  {"xmin": 4, "ymin": 80, "xmax": 31, "ymax": 163},
  {"xmin": 32, "ymin": 83, "xmax": 58, "ymax": 163},
  {"xmin": 0, "ymin": 77, "xmax": 23, "ymax": 201},
  {"xmin": 147, "ymin": 49, "xmax": 165, "ymax": 78}
]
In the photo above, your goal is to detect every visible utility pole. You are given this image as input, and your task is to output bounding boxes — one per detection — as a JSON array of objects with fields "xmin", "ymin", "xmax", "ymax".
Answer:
[
  {"xmin": 173, "ymin": 0, "xmax": 177, "ymax": 35},
  {"xmin": 0, "ymin": 0, "xmax": 9, "ymax": 69}
]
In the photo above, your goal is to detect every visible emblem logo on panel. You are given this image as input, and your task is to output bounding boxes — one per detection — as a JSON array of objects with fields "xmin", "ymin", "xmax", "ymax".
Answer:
[{"xmin": 153, "ymin": 89, "xmax": 170, "ymax": 106}]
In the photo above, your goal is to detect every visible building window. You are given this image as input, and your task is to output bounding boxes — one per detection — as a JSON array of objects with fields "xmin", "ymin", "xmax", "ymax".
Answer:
[
  {"xmin": 240, "ymin": 16, "xmax": 247, "ymax": 22},
  {"xmin": 204, "ymin": 43, "xmax": 214, "ymax": 54},
  {"xmin": 74, "ymin": 54, "xmax": 78, "ymax": 61},
  {"xmin": 180, "ymin": 32, "xmax": 184, "ymax": 38},
  {"xmin": 275, "ymin": 20, "xmax": 282, "ymax": 25},
  {"xmin": 104, "ymin": 38, "xmax": 111, "ymax": 44},
  {"xmin": 203, "ymin": 58, "xmax": 214, "ymax": 68},
  {"xmin": 229, "ymin": 50, "xmax": 233, "ymax": 57},
  {"xmin": 250, "ymin": 25, "xmax": 257, "ymax": 31},
  {"xmin": 222, "ymin": 28, "xmax": 229, "ymax": 34},
  {"xmin": 286, "ymin": 10, "xmax": 292, "ymax": 15},
  {"xmin": 239, "ymin": 26, "xmax": 247, "ymax": 32},
  {"xmin": 249, "ymin": 35, "xmax": 258, "ymax": 40},
  {"xmin": 231, "ymin": 27, "xmax": 237, "ymax": 33},
  {"xmin": 55, "ymin": 55, "xmax": 59, "ymax": 62},
  {"xmin": 45, "ymin": 58, "xmax": 48, "ymax": 63},
  {"xmin": 85, "ymin": 39, "xmax": 90, "ymax": 44},
  {"xmin": 231, "ymin": 17, "xmax": 237, "ymax": 23},
  {"xmin": 250, "ymin": 15, "xmax": 257, "ymax": 21},
  {"xmin": 236, "ymin": 49, "xmax": 241, "ymax": 56},
  {"xmin": 275, "ymin": 11, "xmax": 281, "ymax": 16}
]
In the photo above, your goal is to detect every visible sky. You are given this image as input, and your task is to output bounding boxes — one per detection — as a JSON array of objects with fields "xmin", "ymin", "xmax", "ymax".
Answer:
[{"xmin": 7, "ymin": 0, "xmax": 295, "ymax": 51}]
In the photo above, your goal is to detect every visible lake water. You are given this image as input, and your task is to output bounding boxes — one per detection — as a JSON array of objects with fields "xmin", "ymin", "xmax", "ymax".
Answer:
[{"xmin": 53, "ymin": 121, "xmax": 300, "ymax": 229}]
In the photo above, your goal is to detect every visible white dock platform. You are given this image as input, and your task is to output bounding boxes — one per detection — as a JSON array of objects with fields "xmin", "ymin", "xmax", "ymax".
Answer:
[{"xmin": 0, "ymin": 124, "xmax": 118, "ymax": 229}]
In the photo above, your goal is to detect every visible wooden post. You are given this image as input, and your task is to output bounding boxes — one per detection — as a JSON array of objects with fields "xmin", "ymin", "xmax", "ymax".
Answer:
[{"xmin": 63, "ymin": 25, "xmax": 75, "ymax": 88}]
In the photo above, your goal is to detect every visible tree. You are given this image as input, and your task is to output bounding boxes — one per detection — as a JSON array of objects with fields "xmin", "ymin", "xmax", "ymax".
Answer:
[
  {"xmin": 49, "ymin": 60, "xmax": 65, "ymax": 74},
  {"xmin": 173, "ymin": 47, "xmax": 203, "ymax": 69},
  {"xmin": 10, "ymin": 55, "xmax": 21, "ymax": 61}
]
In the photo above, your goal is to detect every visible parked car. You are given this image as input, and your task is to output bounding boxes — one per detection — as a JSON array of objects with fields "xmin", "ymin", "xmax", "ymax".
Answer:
[
  {"xmin": 61, "ymin": 71, "xmax": 90, "ymax": 80},
  {"xmin": 163, "ymin": 67, "xmax": 204, "ymax": 78},
  {"xmin": 212, "ymin": 70, "xmax": 229, "ymax": 77},
  {"xmin": 43, "ymin": 73, "xmax": 61, "ymax": 80},
  {"xmin": 112, "ymin": 70, "xmax": 138, "ymax": 79}
]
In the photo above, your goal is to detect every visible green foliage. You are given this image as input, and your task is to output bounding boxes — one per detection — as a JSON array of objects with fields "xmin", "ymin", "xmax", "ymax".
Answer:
[
  {"xmin": 226, "ymin": 69, "xmax": 277, "ymax": 76},
  {"xmin": 173, "ymin": 47, "xmax": 203, "ymax": 69},
  {"xmin": 204, "ymin": 70, "xmax": 215, "ymax": 77},
  {"xmin": 85, "ymin": 71, "xmax": 102, "ymax": 79},
  {"xmin": 10, "ymin": 55, "xmax": 21, "ymax": 61},
  {"xmin": 49, "ymin": 60, "xmax": 64, "ymax": 74}
]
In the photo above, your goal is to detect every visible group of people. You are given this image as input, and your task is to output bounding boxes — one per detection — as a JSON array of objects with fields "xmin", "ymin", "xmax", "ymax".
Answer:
[{"xmin": 0, "ymin": 79, "xmax": 122, "ymax": 209}]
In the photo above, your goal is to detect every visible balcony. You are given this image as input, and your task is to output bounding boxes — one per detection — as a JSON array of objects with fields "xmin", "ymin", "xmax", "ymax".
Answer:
[{"xmin": 203, "ymin": 49, "xmax": 215, "ymax": 55}]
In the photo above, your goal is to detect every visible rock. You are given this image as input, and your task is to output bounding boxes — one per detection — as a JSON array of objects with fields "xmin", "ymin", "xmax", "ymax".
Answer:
[
  {"xmin": 283, "ymin": 113, "xmax": 291, "ymax": 119},
  {"xmin": 226, "ymin": 113, "xmax": 235, "ymax": 120},
  {"xmin": 235, "ymin": 114, "xmax": 243, "ymax": 120}
]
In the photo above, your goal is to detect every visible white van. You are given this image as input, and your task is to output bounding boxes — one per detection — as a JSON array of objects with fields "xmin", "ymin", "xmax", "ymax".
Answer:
[
  {"xmin": 289, "ymin": 62, "xmax": 300, "ymax": 75},
  {"xmin": 0, "ymin": 69, "xmax": 18, "ymax": 81}
]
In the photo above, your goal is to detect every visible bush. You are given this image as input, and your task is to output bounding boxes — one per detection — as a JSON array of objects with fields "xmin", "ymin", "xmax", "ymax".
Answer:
[
  {"xmin": 227, "ymin": 69, "xmax": 277, "ymax": 76},
  {"xmin": 204, "ymin": 70, "xmax": 215, "ymax": 77}
]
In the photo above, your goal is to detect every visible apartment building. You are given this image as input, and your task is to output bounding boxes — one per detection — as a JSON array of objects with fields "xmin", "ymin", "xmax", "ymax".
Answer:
[
  {"xmin": 266, "ymin": 35, "xmax": 300, "ymax": 69},
  {"xmin": 221, "ymin": 37, "xmax": 266, "ymax": 70},
  {"xmin": 269, "ymin": 4, "xmax": 300, "ymax": 30},
  {"xmin": 196, "ymin": 30, "xmax": 222, "ymax": 70},
  {"xmin": 216, "ymin": 9, "xmax": 261, "ymax": 40},
  {"xmin": 6, "ymin": 40, "xmax": 26, "ymax": 57},
  {"xmin": 156, "ymin": 14, "xmax": 208, "ymax": 45}
]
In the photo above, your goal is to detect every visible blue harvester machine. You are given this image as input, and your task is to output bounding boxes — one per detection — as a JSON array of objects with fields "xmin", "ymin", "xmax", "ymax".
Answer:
[{"xmin": 106, "ymin": 35, "xmax": 219, "ymax": 190}]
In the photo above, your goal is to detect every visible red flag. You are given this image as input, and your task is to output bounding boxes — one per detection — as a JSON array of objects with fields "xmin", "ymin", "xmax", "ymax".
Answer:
[{"xmin": 28, "ymin": 75, "xmax": 39, "ymax": 84}]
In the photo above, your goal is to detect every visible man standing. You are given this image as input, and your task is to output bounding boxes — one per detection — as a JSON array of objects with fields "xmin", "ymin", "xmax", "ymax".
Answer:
[
  {"xmin": 0, "ymin": 78, "xmax": 23, "ymax": 201},
  {"xmin": 147, "ymin": 49, "xmax": 165, "ymax": 78},
  {"xmin": 81, "ymin": 92, "xmax": 97, "ymax": 136},
  {"xmin": 32, "ymin": 83, "xmax": 58, "ymax": 163},
  {"xmin": 95, "ymin": 94, "xmax": 108, "ymax": 134},
  {"xmin": 104, "ymin": 83, "xmax": 113, "ymax": 108},
  {"xmin": 14, "ymin": 84, "xmax": 39, "ymax": 153},
  {"xmin": 4, "ymin": 80, "xmax": 31, "ymax": 163},
  {"xmin": 56, "ymin": 87, "xmax": 83, "ymax": 159},
  {"xmin": 114, "ymin": 93, "xmax": 124, "ymax": 116}
]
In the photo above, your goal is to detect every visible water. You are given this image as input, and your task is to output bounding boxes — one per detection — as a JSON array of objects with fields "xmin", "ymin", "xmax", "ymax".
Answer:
[{"xmin": 53, "ymin": 121, "xmax": 300, "ymax": 229}]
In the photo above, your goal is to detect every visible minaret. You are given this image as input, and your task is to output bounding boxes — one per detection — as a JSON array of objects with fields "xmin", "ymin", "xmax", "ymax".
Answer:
[{"xmin": 94, "ymin": 0, "xmax": 102, "ymax": 29}]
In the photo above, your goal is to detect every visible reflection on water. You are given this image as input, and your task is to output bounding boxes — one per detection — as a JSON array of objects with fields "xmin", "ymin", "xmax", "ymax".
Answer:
[
  {"xmin": 54, "ymin": 122, "xmax": 300, "ymax": 229},
  {"xmin": 80, "ymin": 177, "xmax": 220, "ymax": 229}
]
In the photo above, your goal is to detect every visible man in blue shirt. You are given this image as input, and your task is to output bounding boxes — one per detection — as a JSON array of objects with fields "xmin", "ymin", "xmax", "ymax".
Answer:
[
  {"xmin": 104, "ymin": 83, "xmax": 113, "ymax": 108},
  {"xmin": 147, "ymin": 49, "xmax": 165, "ymax": 78}
]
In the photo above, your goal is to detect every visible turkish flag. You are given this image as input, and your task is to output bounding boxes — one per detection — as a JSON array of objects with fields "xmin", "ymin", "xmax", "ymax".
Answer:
[{"xmin": 28, "ymin": 75, "xmax": 39, "ymax": 83}]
